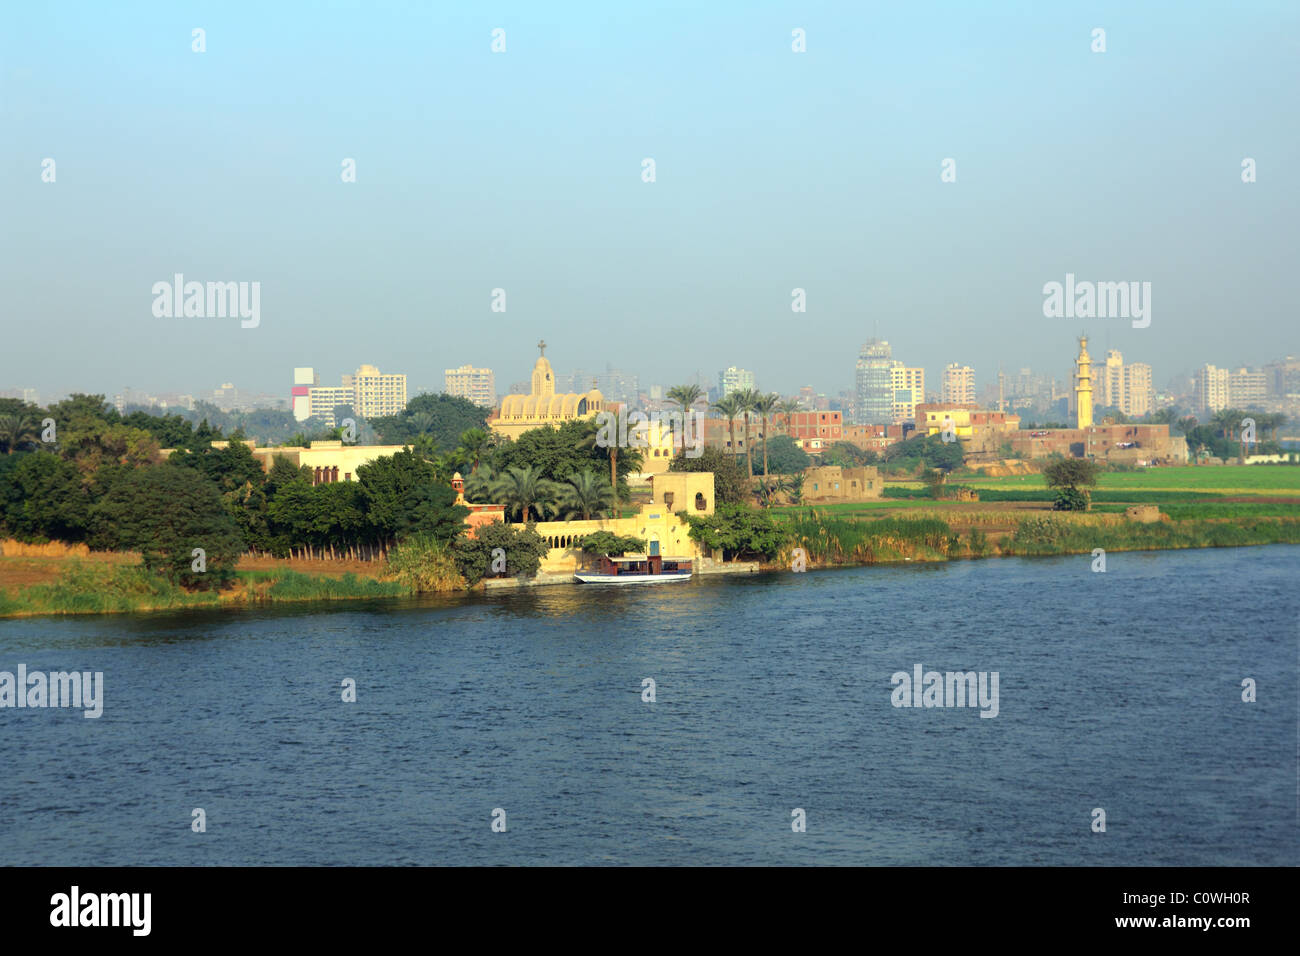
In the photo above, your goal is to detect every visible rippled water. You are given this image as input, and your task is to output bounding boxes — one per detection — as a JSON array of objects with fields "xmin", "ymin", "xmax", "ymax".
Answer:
[{"xmin": 1, "ymin": 546, "xmax": 1296, "ymax": 865}]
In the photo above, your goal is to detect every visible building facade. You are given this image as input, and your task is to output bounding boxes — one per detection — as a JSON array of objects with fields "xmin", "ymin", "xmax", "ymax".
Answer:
[
  {"xmin": 444, "ymin": 365, "xmax": 496, "ymax": 408},
  {"xmin": 941, "ymin": 364, "xmax": 976, "ymax": 406},
  {"xmin": 854, "ymin": 339, "xmax": 894, "ymax": 425},
  {"xmin": 717, "ymin": 367, "xmax": 756, "ymax": 398},
  {"xmin": 890, "ymin": 365, "xmax": 925, "ymax": 425}
]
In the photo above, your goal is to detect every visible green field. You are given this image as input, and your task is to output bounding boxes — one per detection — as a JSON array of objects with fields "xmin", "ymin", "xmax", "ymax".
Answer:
[{"xmin": 949, "ymin": 464, "xmax": 1300, "ymax": 495}]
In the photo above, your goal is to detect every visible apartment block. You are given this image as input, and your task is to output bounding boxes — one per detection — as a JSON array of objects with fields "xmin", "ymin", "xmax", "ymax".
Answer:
[
  {"xmin": 890, "ymin": 365, "xmax": 925, "ymax": 425},
  {"xmin": 444, "ymin": 365, "xmax": 496, "ymax": 408},
  {"xmin": 940, "ymin": 364, "xmax": 976, "ymax": 406}
]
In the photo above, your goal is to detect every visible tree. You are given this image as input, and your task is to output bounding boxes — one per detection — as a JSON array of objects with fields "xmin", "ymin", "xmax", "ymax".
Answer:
[
  {"xmin": 579, "ymin": 531, "xmax": 646, "ymax": 557},
  {"xmin": 90, "ymin": 465, "xmax": 244, "ymax": 587},
  {"xmin": 667, "ymin": 384, "xmax": 704, "ymax": 459},
  {"xmin": 822, "ymin": 441, "xmax": 878, "ymax": 468},
  {"xmin": 356, "ymin": 448, "xmax": 468, "ymax": 543},
  {"xmin": 452, "ymin": 521, "xmax": 550, "ymax": 584},
  {"xmin": 557, "ymin": 469, "xmax": 615, "ymax": 520},
  {"xmin": 0, "ymin": 452, "xmax": 90, "ymax": 542},
  {"xmin": 736, "ymin": 388, "xmax": 760, "ymax": 478},
  {"xmin": 168, "ymin": 439, "xmax": 262, "ymax": 493},
  {"xmin": 778, "ymin": 398, "xmax": 802, "ymax": 439},
  {"xmin": 752, "ymin": 392, "xmax": 781, "ymax": 481},
  {"xmin": 0, "ymin": 414, "xmax": 40, "ymax": 454},
  {"xmin": 684, "ymin": 503, "xmax": 784, "ymax": 561},
  {"xmin": 370, "ymin": 393, "xmax": 489, "ymax": 450},
  {"xmin": 758, "ymin": 435, "xmax": 811, "ymax": 476},
  {"xmin": 921, "ymin": 468, "xmax": 948, "ymax": 499},
  {"xmin": 491, "ymin": 465, "xmax": 560, "ymax": 522},
  {"xmin": 457, "ymin": 428, "xmax": 491, "ymax": 473},
  {"xmin": 669, "ymin": 446, "xmax": 750, "ymax": 505},
  {"xmin": 711, "ymin": 393, "xmax": 743, "ymax": 461},
  {"xmin": 494, "ymin": 418, "xmax": 640, "ymax": 488},
  {"xmin": 781, "ymin": 473, "xmax": 804, "ymax": 507},
  {"xmin": 1043, "ymin": 458, "xmax": 1102, "ymax": 511}
]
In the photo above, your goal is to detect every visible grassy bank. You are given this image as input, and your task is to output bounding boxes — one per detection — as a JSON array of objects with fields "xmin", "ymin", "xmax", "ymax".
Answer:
[
  {"xmin": 0, "ymin": 561, "xmax": 405, "ymax": 618},
  {"xmin": 773, "ymin": 508, "xmax": 1300, "ymax": 569}
]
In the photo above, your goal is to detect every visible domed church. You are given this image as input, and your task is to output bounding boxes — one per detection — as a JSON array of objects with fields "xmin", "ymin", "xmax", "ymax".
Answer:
[{"xmin": 488, "ymin": 340, "xmax": 606, "ymax": 440}]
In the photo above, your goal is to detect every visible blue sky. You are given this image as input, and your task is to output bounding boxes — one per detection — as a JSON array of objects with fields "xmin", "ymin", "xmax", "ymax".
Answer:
[{"xmin": 2, "ymin": 1, "xmax": 1297, "ymax": 401}]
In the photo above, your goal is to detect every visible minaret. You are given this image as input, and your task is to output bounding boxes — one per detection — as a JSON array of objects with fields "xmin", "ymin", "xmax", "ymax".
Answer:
[{"xmin": 1074, "ymin": 335, "xmax": 1093, "ymax": 429}]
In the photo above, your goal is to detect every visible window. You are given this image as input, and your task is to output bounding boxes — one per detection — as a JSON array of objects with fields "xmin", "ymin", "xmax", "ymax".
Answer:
[{"xmin": 695, "ymin": 492, "xmax": 706, "ymax": 510}]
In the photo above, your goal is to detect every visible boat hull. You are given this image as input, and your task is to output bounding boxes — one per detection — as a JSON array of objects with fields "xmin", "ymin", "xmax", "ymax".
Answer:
[{"xmin": 573, "ymin": 571, "xmax": 692, "ymax": 585}]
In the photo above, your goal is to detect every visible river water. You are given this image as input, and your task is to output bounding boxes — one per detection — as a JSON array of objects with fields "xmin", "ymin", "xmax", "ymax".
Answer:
[{"xmin": 1, "ymin": 545, "xmax": 1296, "ymax": 865}]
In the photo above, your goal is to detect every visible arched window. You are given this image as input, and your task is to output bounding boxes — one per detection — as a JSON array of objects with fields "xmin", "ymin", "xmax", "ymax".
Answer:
[{"xmin": 695, "ymin": 492, "xmax": 706, "ymax": 510}]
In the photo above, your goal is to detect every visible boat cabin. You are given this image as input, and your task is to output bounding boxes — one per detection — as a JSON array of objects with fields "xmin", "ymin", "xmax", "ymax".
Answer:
[{"xmin": 590, "ymin": 553, "xmax": 693, "ymax": 576}]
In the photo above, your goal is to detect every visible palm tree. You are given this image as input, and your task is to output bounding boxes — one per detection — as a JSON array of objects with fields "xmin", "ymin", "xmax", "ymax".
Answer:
[
  {"xmin": 558, "ymin": 469, "xmax": 615, "ymax": 520},
  {"xmin": 752, "ymin": 392, "xmax": 781, "ymax": 480},
  {"xmin": 463, "ymin": 463, "xmax": 496, "ymax": 502},
  {"xmin": 408, "ymin": 411, "xmax": 436, "ymax": 436},
  {"xmin": 1269, "ymin": 412, "xmax": 1288, "ymax": 442},
  {"xmin": 490, "ymin": 465, "xmax": 558, "ymax": 523},
  {"xmin": 1176, "ymin": 416, "xmax": 1198, "ymax": 436},
  {"xmin": 456, "ymin": 428, "xmax": 491, "ymax": 473},
  {"xmin": 711, "ymin": 394, "xmax": 743, "ymax": 462},
  {"xmin": 667, "ymin": 383, "xmax": 704, "ymax": 459},
  {"xmin": 0, "ymin": 414, "xmax": 39, "ymax": 454},
  {"xmin": 576, "ymin": 418, "xmax": 624, "ymax": 511},
  {"xmin": 782, "ymin": 473, "xmax": 804, "ymax": 508},
  {"xmin": 1211, "ymin": 408, "xmax": 1238, "ymax": 441},
  {"xmin": 778, "ymin": 398, "xmax": 802, "ymax": 438},
  {"xmin": 735, "ymin": 388, "xmax": 760, "ymax": 478}
]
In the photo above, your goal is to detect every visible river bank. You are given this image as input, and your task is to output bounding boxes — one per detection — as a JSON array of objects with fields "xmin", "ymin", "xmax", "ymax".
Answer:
[{"xmin": 3, "ymin": 511, "xmax": 1299, "ymax": 617}]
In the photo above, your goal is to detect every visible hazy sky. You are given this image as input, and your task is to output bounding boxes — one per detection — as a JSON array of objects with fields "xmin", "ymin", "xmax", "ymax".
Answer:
[{"xmin": 2, "ymin": 1, "xmax": 1297, "ymax": 403}]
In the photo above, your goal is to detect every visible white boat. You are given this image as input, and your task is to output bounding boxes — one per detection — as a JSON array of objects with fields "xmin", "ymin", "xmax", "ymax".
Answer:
[{"xmin": 573, "ymin": 554, "xmax": 694, "ymax": 585}]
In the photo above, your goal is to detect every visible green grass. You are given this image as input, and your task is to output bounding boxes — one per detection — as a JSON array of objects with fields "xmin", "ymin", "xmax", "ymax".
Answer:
[
  {"xmin": 884, "ymin": 487, "xmax": 1228, "ymax": 503},
  {"xmin": 1005, "ymin": 515, "xmax": 1300, "ymax": 555},
  {"xmin": 0, "ymin": 561, "xmax": 407, "ymax": 618},
  {"xmin": 783, "ymin": 513, "xmax": 959, "ymax": 564},
  {"xmin": 954, "ymin": 464, "xmax": 1300, "ymax": 494}
]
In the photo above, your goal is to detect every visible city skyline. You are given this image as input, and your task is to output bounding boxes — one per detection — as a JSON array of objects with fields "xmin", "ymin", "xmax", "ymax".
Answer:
[{"xmin": 3, "ymin": 4, "xmax": 1296, "ymax": 402}]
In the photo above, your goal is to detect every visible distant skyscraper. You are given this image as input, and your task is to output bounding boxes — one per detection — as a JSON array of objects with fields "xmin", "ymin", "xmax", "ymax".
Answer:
[
  {"xmin": 349, "ymin": 364, "xmax": 407, "ymax": 420},
  {"xmin": 1194, "ymin": 364, "xmax": 1230, "ymax": 416},
  {"xmin": 1124, "ymin": 362, "xmax": 1153, "ymax": 418},
  {"xmin": 940, "ymin": 364, "xmax": 976, "ymax": 405},
  {"xmin": 718, "ymin": 367, "xmax": 756, "ymax": 397},
  {"xmin": 292, "ymin": 367, "xmax": 318, "ymax": 421},
  {"xmin": 854, "ymin": 340, "xmax": 894, "ymax": 425},
  {"xmin": 444, "ymin": 365, "xmax": 496, "ymax": 408},
  {"xmin": 305, "ymin": 364, "xmax": 407, "ymax": 426},
  {"xmin": 890, "ymin": 364, "xmax": 925, "ymax": 424}
]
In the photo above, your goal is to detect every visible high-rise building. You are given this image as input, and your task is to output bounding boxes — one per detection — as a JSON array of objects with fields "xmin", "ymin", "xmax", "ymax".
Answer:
[
  {"xmin": 348, "ymin": 364, "xmax": 407, "ymax": 420},
  {"xmin": 1101, "ymin": 350, "xmax": 1125, "ymax": 410},
  {"xmin": 854, "ymin": 340, "xmax": 894, "ymax": 425},
  {"xmin": 444, "ymin": 365, "xmax": 496, "ymax": 408},
  {"xmin": 1124, "ymin": 362, "xmax": 1153, "ymax": 418},
  {"xmin": 1194, "ymin": 364, "xmax": 1230, "ymax": 416},
  {"xmin": 308, "ymin": 385, "xmax": 351, "ymax": 425},
  {"xmin": 718, "ymin": 367, "xmax": 756, "ymax": 398},
  {"xmin": 890, "ymin": 365, "xmax": 925, "ymax": 425},
  {"xmin": 1227, "ymin": 367, "xmax": 1268, "ymax": 409},
  {"xmin": 1265, "ymin": 356, "xmax": 1300, "ymax": 399},
  {"xmin": 304, "ymin": 364, "xmax": 407, "ymax": 426},
  {"xmin": 292, "ymin": 367, "xmax": 318, "ymax": 421},
  {"xmin": 940, "ymin": 364, "xmax": 976, "ymax": 406},
  {"xmin": 1096, "ymin": 350, "xmax": 1153, "ymax": 418}
]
